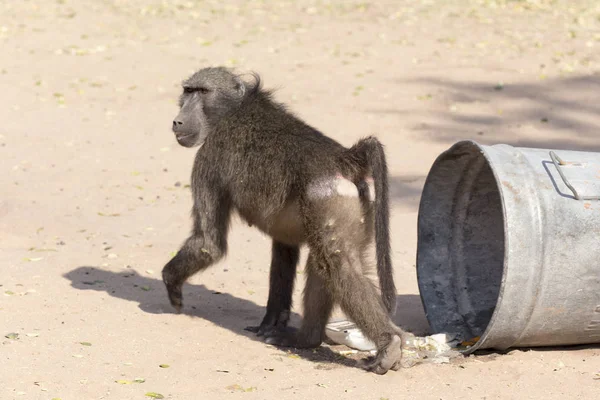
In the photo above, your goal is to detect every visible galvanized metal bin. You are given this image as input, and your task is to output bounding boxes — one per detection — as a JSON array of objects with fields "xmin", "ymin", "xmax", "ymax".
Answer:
[{"xmin": 417, "ymin": 140, "xmax": 600, "ymax": 354}]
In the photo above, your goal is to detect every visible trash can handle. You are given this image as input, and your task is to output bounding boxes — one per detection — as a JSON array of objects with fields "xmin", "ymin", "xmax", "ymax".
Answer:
[{"xmin": 549, "ymin": 151, "xmax": 600, "ymax": 201}]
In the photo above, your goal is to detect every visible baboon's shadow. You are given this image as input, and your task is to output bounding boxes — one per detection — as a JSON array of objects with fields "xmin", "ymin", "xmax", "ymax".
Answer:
[{"xmin": 65, "ymin": 266, "xmax": 429, "ymax": 368}]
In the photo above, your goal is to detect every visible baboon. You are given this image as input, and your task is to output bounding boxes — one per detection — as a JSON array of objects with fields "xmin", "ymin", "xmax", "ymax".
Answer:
[{"xmin": 162, "ymin": 67, "xmax": 406, "ymax": 374}]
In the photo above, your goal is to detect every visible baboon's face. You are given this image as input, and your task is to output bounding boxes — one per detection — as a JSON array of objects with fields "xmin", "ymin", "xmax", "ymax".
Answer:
[{"xmin": 172, "ymin": 67, "xmax": 246, "ymax": 148}]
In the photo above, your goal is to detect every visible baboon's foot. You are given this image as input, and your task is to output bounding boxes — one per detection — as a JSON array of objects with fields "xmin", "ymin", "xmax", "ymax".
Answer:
[{"xmin": 358, "ymin": 334, "xmax": 403, "ymax": 375}]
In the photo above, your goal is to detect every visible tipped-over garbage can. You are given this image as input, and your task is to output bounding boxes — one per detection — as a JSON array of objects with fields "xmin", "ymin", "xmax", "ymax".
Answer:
[{"xmin": 417, "ymin": 140, "xmax": 600, "ymax": 354}]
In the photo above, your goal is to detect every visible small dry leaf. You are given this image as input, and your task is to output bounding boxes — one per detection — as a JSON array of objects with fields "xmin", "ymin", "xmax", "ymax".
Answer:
[
  {"xmin": 23, "ymin": 257, "xmax": 44, "ymax": 262},
  {"xmin": 82, "ymin": 280, "xmax": 104, "ymax": 285},
  {"xmin": 286, "ymin": 353, "xmax": 301, "ymax": 359},
  {"xmin": 26, "ymin": 333, "xmax": 39, "ymax": 337},
  {"xmin": 80, "ymin": 342, "xmax": 92, "ymax": 346},
  {"xmin": 30, "ymin": 247, "xmax": 57, "ymax": 252},
  {"xmin": 5, "ymin": 332, "xmax": 19, "ymax": 339},
  {"xmin": 4, "ymin": 291, "xmax": 15, "ymax": 296},
  {"xmin": 159, "ymin": 364, "xmax": 170, "ymax": 368},
  {"xmin": 134, "ymin": 378, "xmax": 146, "ymax": 383},
  {"xmin": 226, "ymin": 384, "xmax": 255, "ymax": 392},
  {"xmin": 141, "ymin": 286, "xmax": 151, "ymax": 291},
  {"xmin": 460, "ymin": 336, "xmax": 480, "ymax": 347},
  {"xmin": 72, "ymin": 354, "xmax": 84, "ymax": 358},
  {"xmin": 115, "ymin": 380, "xmax": 132, "ymax": 385},
  {"xmin": 97, "ymin": 212, "xmax": 120, "ymax": 217},
  {"xmin": 145, "ymin": 392, "xmax": 164, "ymax": 399}
]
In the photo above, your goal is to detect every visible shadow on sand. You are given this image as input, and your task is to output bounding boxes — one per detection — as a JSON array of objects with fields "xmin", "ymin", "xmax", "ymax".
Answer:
[
  {"xmin": 381, "ymin": 74, "xmax": 600, "ymax": 153},
  {"xmin": 65, "ymin": 266, "xmax": 430, "ymax": 369}
]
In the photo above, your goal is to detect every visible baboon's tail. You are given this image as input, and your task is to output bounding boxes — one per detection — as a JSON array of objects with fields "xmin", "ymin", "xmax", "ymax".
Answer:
[{"xmin": 345, "ymin": 137, "xmax": 397, "ymax": 315}]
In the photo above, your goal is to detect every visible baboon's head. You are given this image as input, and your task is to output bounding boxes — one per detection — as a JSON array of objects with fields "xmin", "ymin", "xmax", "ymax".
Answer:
[{"xmin": 173, "ymin": 67, "xmax": 246, "ymax": 147}]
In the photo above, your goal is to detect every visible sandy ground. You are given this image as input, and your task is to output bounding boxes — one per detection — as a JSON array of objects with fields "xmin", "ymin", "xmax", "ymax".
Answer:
[{"xmin": 1, "ymin": 0, "xmax": 600, "ymax": 399}]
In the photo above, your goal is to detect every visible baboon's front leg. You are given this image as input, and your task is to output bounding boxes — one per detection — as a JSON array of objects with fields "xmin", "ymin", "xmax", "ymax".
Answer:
[
  {"xmin": 246, "ymin": 241, "xmax": 299, "ymax": 336},
  {"xmin": 162, "ymin": 190, "xmax": 231, "ymax": 312},
  {"xmin": 265, "ymin": 252, "xmax": 333, "ymax": 348}
]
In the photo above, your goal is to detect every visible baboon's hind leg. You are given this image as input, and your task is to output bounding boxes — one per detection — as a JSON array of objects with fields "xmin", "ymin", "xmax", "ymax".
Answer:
[{"xmin": 313, "ymin": 196, "xmax": 405, "ymax": 374}]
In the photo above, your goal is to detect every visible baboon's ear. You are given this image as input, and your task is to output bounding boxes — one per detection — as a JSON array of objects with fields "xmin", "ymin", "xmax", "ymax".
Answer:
[{"xmin": 234, "ymin": 76, "xmax": 246, "ymax": 98}]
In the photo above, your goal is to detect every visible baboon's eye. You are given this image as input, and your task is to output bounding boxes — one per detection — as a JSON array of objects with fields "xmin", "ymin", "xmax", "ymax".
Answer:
[
  {"xmin": 183, "ymin": 87, "xmax": 194, "ymax": 94},
  {"xmin": 199, "ymin": 87, "xmax": 210, "ymax": 94}
]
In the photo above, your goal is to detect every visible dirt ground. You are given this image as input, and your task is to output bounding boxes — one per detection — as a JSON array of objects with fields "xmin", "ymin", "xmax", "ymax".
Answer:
[{"xmin": 1, "ymin": 0, "xmax": 599, "ymax": 399}]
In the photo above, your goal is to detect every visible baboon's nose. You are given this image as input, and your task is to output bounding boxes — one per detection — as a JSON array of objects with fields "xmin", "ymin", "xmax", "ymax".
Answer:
[{"xmin": 173, "ymin": 120, "xmax": 183, "ymax": 128}]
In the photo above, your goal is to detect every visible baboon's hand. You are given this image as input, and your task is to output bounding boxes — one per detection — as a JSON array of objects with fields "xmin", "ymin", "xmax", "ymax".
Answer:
[
  {"xmin": 165, "ymin": 284, "xmax": 183, "ymax": 313},
  {"xmin": 162, "ymin": 261, "xmax": 183, "ymax": 313},
  {"xmin": 243, "ymin": 323, "xmax": 280, "ymax": 337},
  {"xmin": 244, "ymin": 310, "xmax": 290, "ymax": 337},
  {"xmin": 263, "ymin": 327, "xmax": 321, "ymax": 349}
]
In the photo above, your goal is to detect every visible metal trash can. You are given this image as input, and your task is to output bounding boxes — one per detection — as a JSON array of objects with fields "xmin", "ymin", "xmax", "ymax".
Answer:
[{"xmin": 416, "ymin": 140, "xmax": 600, "ymax": 354}]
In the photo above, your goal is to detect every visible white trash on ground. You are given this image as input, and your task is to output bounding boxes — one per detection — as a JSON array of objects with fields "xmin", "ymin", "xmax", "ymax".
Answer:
[
  {"xmin": 325, "ymin": 319, "xmax": 377, "ymax": 351},
  {"xmin": 325, "ymin": 319, "xmax": 463, "ymax": 367}
]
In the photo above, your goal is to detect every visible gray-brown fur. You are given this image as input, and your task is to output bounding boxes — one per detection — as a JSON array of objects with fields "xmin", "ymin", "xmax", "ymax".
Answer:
[{"xmin": 162, "ymin": 66, "xmax": 405, "ymax": 374}]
